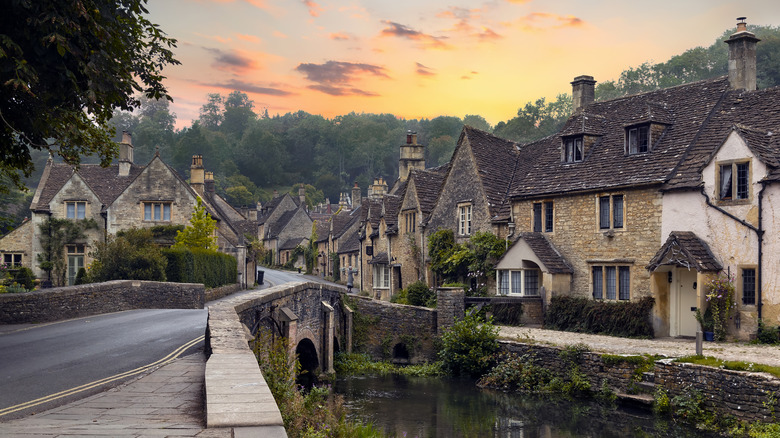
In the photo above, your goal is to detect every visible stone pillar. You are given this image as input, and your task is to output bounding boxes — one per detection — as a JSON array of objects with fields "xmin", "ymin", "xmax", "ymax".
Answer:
[
  {"xmin": 321, "ymin": 301, "xmax": 335, "ymax": 373},
  {"xmin": 436, "ymin": 287, "xmax": 465, "ymax": 336},
  {"xmin": 279, "ymin": 307, "xmax": 298, "ymax": 366},
  {"xmin": 343, "ymin": 303, "xmax": 354, "ymax": 354}
]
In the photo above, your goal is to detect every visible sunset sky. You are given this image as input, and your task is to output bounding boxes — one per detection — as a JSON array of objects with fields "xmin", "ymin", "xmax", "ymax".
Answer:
[{"xmin": 147, "ymin": 1, "xmax": 780, "ymax": 129}]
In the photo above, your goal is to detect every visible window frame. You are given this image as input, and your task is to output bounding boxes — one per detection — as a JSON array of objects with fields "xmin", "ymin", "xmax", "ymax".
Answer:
[
  {"xmin": 717, "ymin": 160, "xmax": 751, "ymax": 202},
  {"xmin": 404, "ymin": 211, "xmax": 417, "ymax": 234},
  {"xmin": 626, "ymin": 124, "xmax": 650, "ymax": 155},
  {"xmin": 65, "ymin": 201, "xmax": 86, "ymax": 219},
  {"xmin": 532, "ymin": 201, "xmax": 554, "ymax": 233},
  {"xmin": 597, "ymin": 194, "xmax": 625, "ymax": 231},
  {"xmin": 497, "ymin": 268, "xmax": 541, "ymax": 297},
  {"xmin": 740, "ymin": 266, "xmax": 757, "ymax": 306},
  {"xmin": 372, "ymin": 263, "xmax": 390, "ymax": 289},
  {"xmin": 143, "ymin": 201, "xmax": 172, "ymax": 222},
  {"xmin": 562, "ymin": 136, "xmax": 584, "ymax": 163},
  {"xmin": 458, "ymin": 203, "xmax": 472, "ymax": 236},
  {"xmin": 592, "ymin": 264, "xmax": 630, "ymax": 301},
  {"xmin": 2, "ymin": 253, "xmax": 23, "ymax": 268}
]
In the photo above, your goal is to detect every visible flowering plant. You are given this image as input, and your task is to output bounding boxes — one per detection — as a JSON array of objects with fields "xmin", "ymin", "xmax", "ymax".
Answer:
[{"xmin": 705, "ymin": 273, "xmax": 735, "ymax": 341}]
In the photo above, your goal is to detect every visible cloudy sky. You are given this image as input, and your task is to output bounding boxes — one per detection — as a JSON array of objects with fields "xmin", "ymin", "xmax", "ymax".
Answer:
[{"xmin": 147, "ymin": 0, "xmax": 780, "ymax": 129}]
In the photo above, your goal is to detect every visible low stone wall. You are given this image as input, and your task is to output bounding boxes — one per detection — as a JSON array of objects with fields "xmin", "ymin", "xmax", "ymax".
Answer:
[
  {"xmin": 348, "ymin": 294, "xmax": 438, "ymax": 363},
  {"xmin": 0, "ymin": 280, "xmax": 204, "ymax": 324},
  {"xmin": 655, "ymin": 359, "xmax": 780, "ymax": 422},
  {"xmin": 204, "ymin": 283, "xmax": 243, "ymax": 302}
]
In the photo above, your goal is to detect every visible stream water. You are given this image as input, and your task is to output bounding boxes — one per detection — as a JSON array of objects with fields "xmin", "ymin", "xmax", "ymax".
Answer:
[{"xmin": 333, "ymin": 374, "xmax": 717, "ymax": 438}]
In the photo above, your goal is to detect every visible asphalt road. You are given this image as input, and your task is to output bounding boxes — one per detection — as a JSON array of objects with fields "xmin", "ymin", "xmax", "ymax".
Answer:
[{"xmin": 0, "ymin": 308, "xmax": 206, "ymax": 420}]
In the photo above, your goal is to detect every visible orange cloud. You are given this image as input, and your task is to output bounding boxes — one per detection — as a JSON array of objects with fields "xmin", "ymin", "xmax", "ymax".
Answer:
[
  {"xmin": 296, "ymin": 61, "xmax": 389, "ymax": 96},
  {"xmin": 302, "ymin": 0, "xmax": 323, "ymax": 17},
  {"xmin": 416, "ymin": 63, "xmax": 435, "ymax": 77},
  {"xmin": 199, "ymin": 79, "xmax": 295, "ymax": 96},
  {"xmin": 203, "ymin": 47, "xmax": 260, "ymax": 75},
  {"xmin": 379, "ymin": 21, "xmax": 451, "ymax": 50},
  {"xmin": 236, "ymin": 33, "xmax": 261, "ymax": 43},
  {"xmin": 516, "ymin": 12, "xmax": 585, "ymax": 30},
  {"xmin": 329, "ymin": 32, "xmax": 353, "ymax": 41}
]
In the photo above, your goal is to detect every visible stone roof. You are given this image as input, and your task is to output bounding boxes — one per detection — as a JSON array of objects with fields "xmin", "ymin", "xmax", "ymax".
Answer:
[
  {"xmin": 314, "ymin": 220, "xmax": 330, "ymax": 243},
  {"xmin": 368, "ymin": 251, "xmax": 388, "ymax": 264},
  {"xmin": 333, "ymin": 207, "xmax": 361, "ymax": 240},
  {"xmin": 512, "ymin": 77, "xmax": 731, "ymax": 198},
  {"xmin": 665, "ymin": 86, "xmax": 780, "ymax": 189},
  {"xmin": 279, "ymin": 237, "xmax": 305, "ymax": 250},
  {"xmin": 338, "ymin": 230, "xmax": 360, "ymax": 254},
  {"xmin": 382, "ymin": 195, "xmax": 402, "ymax": 234},
  {"xmin": 266, "ymin": 209, "xmax": 297, "ymax": 239},
  {"xmin": 410, "ymin": 166, "xmax": 447, "ymax": 217},
  {"xmin": 519, "ymin": 232, "xmax": 573, "ymax": 274},
  {"xmin": 646, "ymin": 231, "xmax": 722, "ymax": 272}
]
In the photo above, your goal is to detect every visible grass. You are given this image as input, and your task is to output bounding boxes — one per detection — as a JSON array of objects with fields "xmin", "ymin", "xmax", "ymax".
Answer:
[
  {"xmin": 675, "ymin": 355, "xmax": 780, "ymax": 378},
  {"xmin": 334, "ymin": 352, "xmax": 444, "ymax": 377}
]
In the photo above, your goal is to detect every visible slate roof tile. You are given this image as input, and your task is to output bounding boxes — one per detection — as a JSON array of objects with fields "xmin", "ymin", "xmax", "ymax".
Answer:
[
  {"xmin": 519, "ymin": 232, "xmax": 573, "ymax": 274},
  {"xmin": 646, "ymin": 231, "xmax": 722, "ymax": 272}
]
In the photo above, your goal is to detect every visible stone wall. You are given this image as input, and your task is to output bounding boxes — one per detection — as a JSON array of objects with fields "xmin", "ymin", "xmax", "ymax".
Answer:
[
  {"xmin": 655, "ymin": 359, "xmax": 780, "ymax": 422},
  {"xmin": 0, "ymin": 280, "xmax": 204, "ymax": 324},
  {"xmin": 348, "ymin": 294, "xmax": 438, "ymax": 363},
  {"xmin": 0, "ymin": 220, "xmax": 34, "ymax": 270},
  {"xmin": 204, "ymin": 283, "xmax": 243, "ymax": 302},
  {"xmin": 437, "ymin": 287, "xmax": 464, "ymax": 335}
]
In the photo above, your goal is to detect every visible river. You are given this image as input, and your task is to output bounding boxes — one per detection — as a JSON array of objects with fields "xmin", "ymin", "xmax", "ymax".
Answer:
[{"xmin": 333, "ymin": 374, "xmax": 717, "ymax": 438}]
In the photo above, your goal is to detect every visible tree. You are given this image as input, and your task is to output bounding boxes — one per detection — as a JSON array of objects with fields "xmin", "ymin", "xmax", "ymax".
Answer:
[
  {"xmin": 173, "ymin": 198, "xmax": 218, "ymax": 251},
  {"xmin": 0, "ymin": 0, "xmax": 179, "ymax": 192},
  {"xmin": 88, "ymin": 227, "xmax": 167, "ymax": 282}
]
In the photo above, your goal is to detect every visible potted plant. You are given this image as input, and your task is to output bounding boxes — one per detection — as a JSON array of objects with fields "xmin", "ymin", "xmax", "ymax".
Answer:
[{"xmin": 695, "ymin": 306, "xmax": 715, "ymax": 341}]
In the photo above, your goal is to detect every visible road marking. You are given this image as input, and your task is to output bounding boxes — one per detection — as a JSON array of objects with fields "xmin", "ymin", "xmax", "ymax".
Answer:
[{"xmin": 0, "ymin": 334, "xmax": 204, "ymax": 417}]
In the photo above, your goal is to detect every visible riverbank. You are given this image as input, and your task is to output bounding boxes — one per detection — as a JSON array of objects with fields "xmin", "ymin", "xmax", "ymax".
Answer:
[{"xmin": 499, "ymin": 325, "xmax": 780, "ymax": 366}]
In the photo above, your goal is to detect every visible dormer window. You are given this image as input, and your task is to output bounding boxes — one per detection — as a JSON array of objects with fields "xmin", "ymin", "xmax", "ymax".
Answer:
[
  {"xmin": 718, "ymin": 161, "xmax": 750, "ymax": 201},
  {"xmin": 563, "ymin": 136, "xmax": 583, "ymax": 163},
  {"xmin": 626, "ymin": 125, "xmax": 649, "ymax": 154}
]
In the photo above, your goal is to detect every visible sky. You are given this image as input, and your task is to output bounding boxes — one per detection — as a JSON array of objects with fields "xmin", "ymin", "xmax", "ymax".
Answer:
[{"xmin": 147, "ymin": 0, "xmax": 780, "ymax": 129}]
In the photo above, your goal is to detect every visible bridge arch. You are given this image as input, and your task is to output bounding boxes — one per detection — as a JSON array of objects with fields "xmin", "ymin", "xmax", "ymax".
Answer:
[{"xmin": 296, "ymin": 338, "xmax": 319, "ymax": 374}]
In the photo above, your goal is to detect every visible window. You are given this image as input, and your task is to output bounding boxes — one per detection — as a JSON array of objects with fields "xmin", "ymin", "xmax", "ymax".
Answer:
[
  {"xmin": 373, "ymin": 264, "xmax": 390, "ymax": 289},
  {"xmin": 626, "ymin": 125, "xmax": 650, "ymax": 154},
  {"xmin": 66, "ymin": 201, "xmax": 86, "ymax": 219},
  {"xmin": 742, "ymin": 268, "xmax": 756, "ymax": 305},
  {"xmin": 598, "ymin": 194, "xmax": 624, "ymax": 230},
  {"xmin": 404, "ymin": 211, "xmax": 416, "ymax": 233},
  {"xmin": 563, "ymin": 136, "xmax": 583, "ymax": 163},
  {"xmin": 497, "ymin": 269, "xmax": 541, "ymax": 296},
  {"xmin": 719, "ymin": 161, "xmax": 750, "ymax": 201},
  {"xmin": 143, "ymin": 202, "xmax": 171, "ymax": 221},
  {"xmin": 458, "ymin": 204, "xmax": 472, "ymax": 235},
  {"xmin": 592, "ymin": 265, "xmax": 630, "ymax": 301},
  {"xmin": 533, "ymin": 201, "xmax": 554, "ymax": 233},
  {"xmin": 3, "ymin": 253, "xmax": 22, "ymax": 268},
  {"xmin": 66, "ymin": 244, "xmax": 85, "ymax": 286}
]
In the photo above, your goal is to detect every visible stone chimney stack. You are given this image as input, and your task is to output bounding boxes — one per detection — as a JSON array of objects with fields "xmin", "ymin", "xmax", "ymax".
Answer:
[
  {"xmin": 399, "ymin": 130, "xmax": 425, "ymax": 182},
  {"xmin": 298, "ymin": 183, "xmax": 306, "ymax": 206},
  {"xmin": 571, "ymin": 75, "xmax": 596, "ymax": 113},
  {"xmin": 191, "ymin": 155, "xmax": 205, "ymax": 195},
  {"xmin": 726, "ymin": 17, "xmax": 760, "ymax": 91},
  {"xmin": 352, "ymin": 182, "xmax": 361, "ymax": 208},
  {"xmin": 369, "ymin": 177, "xmax": 388, "ymax": 199},
  {"xmin": 205, "ymin": 171, "xmax": 215, "ymax": 194},
  {"xmin": 119, "ymin": 131, "xmax": 133, "ymax": 177}
]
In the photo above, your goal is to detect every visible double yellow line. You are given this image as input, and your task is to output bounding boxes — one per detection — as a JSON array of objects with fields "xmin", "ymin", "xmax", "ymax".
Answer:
[{"xmin": 0, "ymin": 334, "xmax": 205, "ymax": 418}]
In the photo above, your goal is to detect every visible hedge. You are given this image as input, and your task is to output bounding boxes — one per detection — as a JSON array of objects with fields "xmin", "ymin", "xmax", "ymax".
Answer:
[
  {"xmin": 162, "ymin": 247, "xmax": 237, "ymax": 288},
  {"xmin": 544, "ymin": 296, "xmax": 654, "ymax": 338}
]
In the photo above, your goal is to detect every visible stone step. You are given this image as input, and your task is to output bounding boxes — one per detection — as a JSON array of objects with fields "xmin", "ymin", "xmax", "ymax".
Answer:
[
  {"xmin": 634, "ymin": 381, "xmax": 656, "ymax": 394},
  {"xmin": 616, "ymin": 392, "xmax": 655, "ymax": 409},
  {"xmin": 641, "ymin": 371, "xmax": 655, "ymax": 383}
]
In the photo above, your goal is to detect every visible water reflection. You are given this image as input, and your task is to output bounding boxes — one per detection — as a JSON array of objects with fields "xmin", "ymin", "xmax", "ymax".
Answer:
[{"xmin": 333, "ymin": 374, "xmax": 717, "ymax": 438}]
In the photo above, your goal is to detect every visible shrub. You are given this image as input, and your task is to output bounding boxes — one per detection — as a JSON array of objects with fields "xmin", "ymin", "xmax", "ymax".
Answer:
[
  {"xmin": 438, "ymin": 310, "xmax": 499, "ymax": 378},
  {"xmin": 406, "ymin": 281, "xmax": 434, "ymax": 307},
  {"xmin": 163, "ymin": 247, "xmax": 236, "ymax": 288},
  {"xmin": 544, "ymin": 296, "xmax": 654, "ymax": 338},
  {"xmin": 13, "ymin": 267, "xmax": 35, "ymax": 290},
  {"xmin": 390, "ymin": 288, "xmax": 408, "ymax": 304},
  {"xmin": 757, "ymin": 319, "xmax": 780, "ymax": 345},
  {"xmin": 89, "ymin": 228, "xmax": 167, "ymax": 282}
]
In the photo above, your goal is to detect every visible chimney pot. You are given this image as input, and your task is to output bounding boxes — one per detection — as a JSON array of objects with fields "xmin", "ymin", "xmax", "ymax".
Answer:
[
  {"xmin": 726, "ymin": 17, "xmax": 759, "ymax": 91},
  {"xmin": 571, "ymin": 75, "xmax": 596, "ymax": 112}
]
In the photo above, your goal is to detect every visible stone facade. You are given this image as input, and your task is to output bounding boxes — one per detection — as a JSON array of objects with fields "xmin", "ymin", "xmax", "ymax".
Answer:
[
  {"xmin": 0, "ymin": 220, "xmax": 33, "ymax": 270},
  {"xmin": 0, "ymin": 280, "xmax": 204, "ymax": 324}
]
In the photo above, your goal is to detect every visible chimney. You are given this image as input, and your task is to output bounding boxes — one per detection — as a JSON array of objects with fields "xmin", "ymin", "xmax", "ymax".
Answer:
[
  {"xmin": 249, "ymin": 206, "xmax": 258, "ymax": 221},
  {"xmin": 119, "ymin": 131, "xmax": 133, "ymax": 177},
  {"xmin": 726, "ymin": 17, "xmax": 760, "ymax": 91},
  {"xmin": 205, "ymin": 171, "xmax": 215, "ymax": 194},
  {"xmin": 369, "ymin": 177, "xmax": 388, "ymax": 199},
  {"xmin": 352, "ymin": 182, "xmax": 361, "ymax": 208},
  {"xmin": 190, "ymin": 155, "xmax": 205, "ymax": 195},
  {"xmin": 298, "ymin": 183, "xmax": 306, "ymax": 206},
  {"xmin": 571, "ymin": 75, "xmax": 596, "ymax": 112},
  {"xmin": 399, "ymin": 130, "xmax": 425, "ymax": 181}
]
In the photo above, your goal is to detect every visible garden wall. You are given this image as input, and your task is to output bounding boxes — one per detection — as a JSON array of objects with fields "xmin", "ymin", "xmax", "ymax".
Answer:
[
  {"xmin": 0, "ymin": 280, "xmax": 204, "ymax": 324},
  {"xmin": 204, "ymin": 283, "xmax": 243, "ymax": 302}
]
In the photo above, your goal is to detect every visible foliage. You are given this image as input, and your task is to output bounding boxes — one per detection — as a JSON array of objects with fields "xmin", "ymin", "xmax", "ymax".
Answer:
[
  {"xmin": 544, "ymin": 296, "xmax": 655, "ymax": 338},
  {"xmin": 694, "ymin": 305, "xmax": 714, "ymax": 332},
  {"xmin": 428, "ymin": 228, "xmax": 456, "ymax": 284},
  {"xmin": 478, "ymin": 352, "xmax": 556, "ymax": 391},
  {"xmin": 148, "ymin": 224, "xmax": 185, "ymax": 245},
  {"xmin": 0, "ymin": 0, "xmax": 178, "ymax": 192},
  {"xmin": 88, "ymin": 227, "xmax": 167, "ymax": 282},
  {"xmin": 306, "ymin": 222, "xmax": 318, "ymax": 274},
  {"xmin": 334, "ymin": 352, "xmax": 443, "ymax": 377},
  {"xmin": 494, "ymin": 94, "xmax": 572, "ymax": 144},
  {"xmin": 36, "ymin": 217, "xmax": 98, "ymax": 286},
  {"xmin": 162, "ymin": 247, "xmax": 236, "ymax": 288},
  {"xmin": 428, "ymin": 229, "xmax": 506, "ymax": 289},
  {"xmin": 389, "ymin": 288, "xmax": 407, "ymax": 304},
  {"xmin": 675, "ymin": 355, "xmax": 780, "ymax": 379},
  {"xmin": 406, "ymin": 281, "xmax": 434, "ymax": 307},
  {"xmin": 704, "ymin": 273, "xmax": 735, "ymax": 341},
  {"xmin": 487, "ymin": 303, "xmax": 524, "ymax": 326},
  {"xmin": 13, "ymin": 267, "xmax": 35, "ymax": 290},
  {"xmin": 756, "ymin": 319, "xmax": 780, "ymax": 345},
  {"xmin": 341, "ymin": 295, "xmax": 378, "ymax": 353},
  {"xmin": 330, "ymin": 252, "xmax": 340, "ymax": 282},
  {"xmin": 172, "ymin": 198, "xmax": 218, "ymax": 251},
  {"xmin": 253, "ymin": 331, "xmax": 382, "ymax": 438},
  {"xmin": 438, "ymin": 310, "xmax": 499, "ymax": 377}
]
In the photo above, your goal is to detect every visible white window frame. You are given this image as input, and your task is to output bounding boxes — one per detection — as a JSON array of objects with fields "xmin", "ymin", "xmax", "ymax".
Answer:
[
  {"xmin": 626, "ymin": 125, "xmax": 650, "ymax": 155},
  {"xmin": 373, "ymin": 264, "xmax": 390, "ymax": 289},
  {"xmin": 66, "ymin": 244, "xmax": 86, "ymax": 286},
  {"xmin": 66, "ymin": 201, "xmax": 86, "ymax": 219},
  {"xmin": 458, "ymin": 204, "xmax": 472, "ymax": 236},
  {"xmin": 497, "ymin": 269, "xmax": 541, "ymax": 296}
]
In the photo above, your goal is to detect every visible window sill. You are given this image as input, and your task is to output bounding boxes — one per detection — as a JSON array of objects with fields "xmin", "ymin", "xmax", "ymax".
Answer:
[{"xmin": 715, "ymin": 198, "xmax": 751, "ymax": 206}]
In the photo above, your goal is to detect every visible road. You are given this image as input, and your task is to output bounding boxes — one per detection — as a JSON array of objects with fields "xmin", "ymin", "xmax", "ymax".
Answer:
[{"xmin": 0, "ymin": 308, "xmax": 206, "ymax": 420}]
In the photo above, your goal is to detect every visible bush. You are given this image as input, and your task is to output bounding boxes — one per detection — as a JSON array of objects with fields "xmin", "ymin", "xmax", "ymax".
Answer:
[
  {"xmin": 162, "ymin": 247, "xmax": 237, "ymax": 288},
  {"xmin": 89, "ymin": 228, "xmax": 167, "ymax": 282},
  {"xmin": 544, "ymin": 296, "xmax": 654, "ymax": 338},
  {"xmin": 757, "ymin": 319, "xmax": 780, "ymax": 345},
  {"xmin": 438, "ymin": 310, "xmax": 499, "ymax": 377},
  {"xmin": 406, "ymin": 281, "xmax": 434, "ymax": 307},
  {"xmin": 13, "ymin": 267, "xmax": 35, "ymax": 290}
]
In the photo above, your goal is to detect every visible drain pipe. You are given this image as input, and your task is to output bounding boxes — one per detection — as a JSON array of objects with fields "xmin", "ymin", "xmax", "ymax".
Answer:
[{"xmin": 701, "ymin": 186, "xmax": 765, "ymax": 318}]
